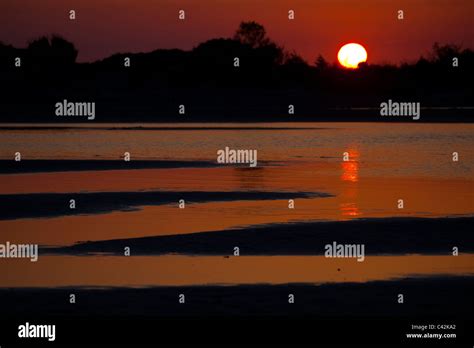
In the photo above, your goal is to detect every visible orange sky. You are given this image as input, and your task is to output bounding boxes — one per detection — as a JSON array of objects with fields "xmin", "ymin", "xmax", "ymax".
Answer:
[{"xmin": 1, "ymin": 0, "xmax": 473, "ymax": 64}]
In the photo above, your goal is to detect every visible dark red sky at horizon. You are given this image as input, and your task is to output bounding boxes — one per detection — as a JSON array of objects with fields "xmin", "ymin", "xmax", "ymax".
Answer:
[{"xmin": 1, "ymin": 0, "xmax": 473, "ymax": 64}]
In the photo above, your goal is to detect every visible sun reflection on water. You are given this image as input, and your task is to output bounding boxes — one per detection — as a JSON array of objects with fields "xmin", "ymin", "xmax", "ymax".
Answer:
[{"xmin": 340, "ymin": 149, "xmax": 361, "ymax": 217}]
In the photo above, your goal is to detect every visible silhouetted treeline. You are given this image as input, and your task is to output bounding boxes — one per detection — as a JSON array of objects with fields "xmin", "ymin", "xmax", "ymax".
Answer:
[{"xmin": 0, "ymin": 21, "xmax": 472, "ymax": 122}]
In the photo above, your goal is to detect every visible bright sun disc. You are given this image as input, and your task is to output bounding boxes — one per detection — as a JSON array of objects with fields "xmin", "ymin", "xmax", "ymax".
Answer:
[{"xmin": 337, "ymin": 43, "xmax": 368, "ymax": 69}]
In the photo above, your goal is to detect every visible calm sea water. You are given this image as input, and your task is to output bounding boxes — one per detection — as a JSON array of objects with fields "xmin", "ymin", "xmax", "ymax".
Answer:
[
  {"xmin": 0, "ymin": 122, "xmax": 473, "ymax": 287},
  {"xmin": 1, "ymin": 122, "xmax": 473, "ymax": 179}
]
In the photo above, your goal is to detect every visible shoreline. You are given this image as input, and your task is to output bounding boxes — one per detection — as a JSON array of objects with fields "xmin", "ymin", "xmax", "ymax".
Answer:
[
  {"xmin": 1, "ymin": 276, "xmax": 472, "ymax": 317},
  {"xmin": 46, "ymin": 216, "xmax": 474, "ymax": 256}
]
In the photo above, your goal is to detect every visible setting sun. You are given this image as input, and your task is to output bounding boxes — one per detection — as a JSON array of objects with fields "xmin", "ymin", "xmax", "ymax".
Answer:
[{"xmin": 337, "ymin": 43, "xmax": 368, "ymax": 69}]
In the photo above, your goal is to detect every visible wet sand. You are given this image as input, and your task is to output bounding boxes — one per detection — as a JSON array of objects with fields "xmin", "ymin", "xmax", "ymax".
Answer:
[
  {"xmin": 0, "ymin": 123, "xmax": 472, "ymax": 321},
  {"xmin": 0, "ymin": 159, "xmax": 218, "ymax": 174},
  {"xmin": 1, "ymin": 276, "xmax": 472, "ymax": 317},
  {"xmin": 1, "ymin": 254, "xmax": 473, "ymax": 288},
  {"xmin": 0, "ymin": 190, "xmax": 326, "ymax": 220},
  {"xmin": 46, "ymin": 217, "xmax": 474, "ymax": 256},
  {"xmin": 0, "ymin": 168, "xmax": 472, "ymax": 246}
]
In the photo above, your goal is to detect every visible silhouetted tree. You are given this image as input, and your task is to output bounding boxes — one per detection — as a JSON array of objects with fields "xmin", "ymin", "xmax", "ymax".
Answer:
[
  {"xmin": 51, "ymin": 35, "xmax": 78, "ymax": 65},
  {"xmin": 283, "ymin": 51, "xmax": 307, "ymax": 66},
  {"xmin": 314, "ymin": 54, "xmax": 329, "ymax": 70},
  {"xmin": 430, "ymin": 42, "xmax": 461, "ymax": 63},
  {"xmin": 27, "ymin": 37, "xmax": 50, "ymax": 59},
  {"xmin": 27, "ymin": 35, "xmax": 77, "ymax": 69},
  {"xmin": 0, "ymin": 41, "xmax": 19, "ymax": 68},
  {"xmin": 0, "ymin": 30, "xmax": 472, "ymax": 122},
  {"xmin": 25, "ymin": 35, "xmax": 78, "ymax": 85},
  {"xmin": 234, "ymin": 21, "xmax": 269, "ymax": 49}
]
